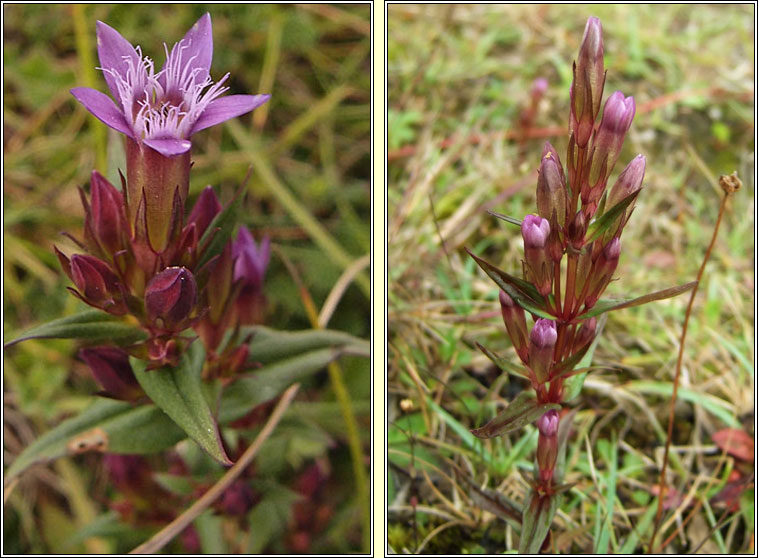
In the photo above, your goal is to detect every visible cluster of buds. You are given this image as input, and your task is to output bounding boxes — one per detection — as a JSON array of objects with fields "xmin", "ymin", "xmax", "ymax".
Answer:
[
  {"xmin": 478, "ymin": 17, "xmax": 646, "ymax": 495},
  {"xmin": 60, "ymin": 14, "xmax": 270, "ymax": 387}
]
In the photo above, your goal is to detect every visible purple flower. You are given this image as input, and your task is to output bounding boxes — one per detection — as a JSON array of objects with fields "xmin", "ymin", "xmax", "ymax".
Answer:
[
  {"xmin": 528, "ymin": 318, "xmax": 557, "ymax": 383},
  {"xmin": 232, "ymin": 227, "xmax": 270, "ymax": 325},
  {"xmin": 233, "ymin": 227, "xmax": 270, "ymax": 290},
  {"xmin": 70, "ymin": 13, "xmax": 270, "ymax": 157},
  {"xmin": 521, "ymin": 214, "xmax": 550, "ymax": 249},
  {"xmin": 537, "ymin": 409, "xmax": 560, "ymax": 437}
]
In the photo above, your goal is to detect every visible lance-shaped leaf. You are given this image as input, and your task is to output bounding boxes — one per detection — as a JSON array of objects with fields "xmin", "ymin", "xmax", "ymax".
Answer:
[
  {"xmin": 465, "ymin": 248, "xmax": 553, "ymax": 319},
  {"xmin": 245, "ymin": 326, "xmax": 370, "ymax": 364},
  {"xmin": 5, "ymin": 310, "xmax": 147, "ymax": 348},
  {"xmin": 219, "ymin": 347, "xmax": 345, "ymax": 424},
  {"xmin": 5, "ymin": 398, "xmax": 183, "ymax": 484},
  {"xmin": 132, "ymin": 343, "xmax": 232, "ymax": 465},
  {"xmin": 471, "ymin": 392, "xmax": 560, "ymax": 439},
  {"xmin": 519, "ymin": 490, "xmax": 560, "ymax": 554},
  {"xmin": 487, "ymin": 210, "xmax": 523, "ymax": 228},
  {"xmin": 475, "ymin": 342, "xmax": 531, "ymax": 381},
  {"xmin": 578, "ymin": 281, "xmax": 697, "ymax": 320},
  {"xmin": 585, "ymin": 189, "xmax": 639, "ymax": 242}
]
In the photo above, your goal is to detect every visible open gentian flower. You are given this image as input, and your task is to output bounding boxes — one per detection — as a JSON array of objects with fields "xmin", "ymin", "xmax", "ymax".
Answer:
[{"xmin": 71, "ymin": 13, "xmax": 270, "ymax": 157}]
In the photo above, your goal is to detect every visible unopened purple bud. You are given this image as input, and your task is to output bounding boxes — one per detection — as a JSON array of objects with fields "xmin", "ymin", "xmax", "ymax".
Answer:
[
  {"xmin": 69, "ymin": 254, "xmax": 126, "ymax": 314},
  {"xmin": 145, "ymin": 266, "xmax": 197, "ymax": 330},
  {"xmin": 217, "ymin": 479, "xmax": 258, "ymax": 516},
  {"xmin": 574, "ymin": 317, "xmax": 597, "ymax": 352},
  {"xmin": 80, "ymin": 346, "xmax": 142, "ymax": 401},
  {"xmin": 567, "ymin": 210, "xmax": 587, "ymax": 249},
  {"xmin": 537, "ymin": 409, "xmax": 560, "ymax": 437},
  {"xmin": 585, "ymin": 237, "xmax": 621, "ymax": 308},
  {"xmin": 571, "ymin": 17, "xmax": 604, "ymax": 146},
  {"xmin": 499, "ymin": 290, "xmax": 529, "ymax": 364},
  {"xmin": 528, "ymin": 318, "xmax": 557, "ymax": 383},
  {"xmin": 187, "ymin": 186, "xmax": 222, "ymax": 238},
  {"xmin": 537, "ymin": 152, "xmax": 568, "ymax": 227},
  {"xmin": 232, "ymin": 227, "xmax": 270, "ymax": 325},
  {"xmin": 606, "ymin": 154, "xmax": 646, "ymax": 226},
  {"xmin": 586, "ymin": 92, "xmax": 636, "ymax": 197},
  {"xmin": 521, "ymin": 214, "xmax": 550, "ymax": 249},
  {"xmin": 604, "ymin": 237, "xmax": 621, "ymax": 261},
  {"xmin": 89, "ymin": 171, "xmax": 126, "ymax": 255}
]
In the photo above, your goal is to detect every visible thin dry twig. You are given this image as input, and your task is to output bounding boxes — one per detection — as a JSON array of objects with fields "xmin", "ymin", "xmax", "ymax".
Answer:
[
  {"xmin": 648, "ymin": 173, "xmax": 740, "ymax": 553},
  {"xmin": 129, "ymin": 383, "xmax": 300, "ymax": 554}
]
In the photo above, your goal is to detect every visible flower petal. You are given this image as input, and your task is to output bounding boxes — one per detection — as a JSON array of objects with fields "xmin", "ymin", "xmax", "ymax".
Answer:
[
  {"xmin": 190, "ymin": 94, "xmax": 271, "ymax": 135},
  {"xmin": 96, "ymin": 20, "xmax": 140, "ymax": 100},
  {"xmin": 175, "ymin": 13, "xmax": 214, "ymax": 84},
  {"xmin": 71, "ymin": 87, "xmax": 133, "ymax": 137},
  {"xmin": 143, "ymin": 137, "xmax": 192, "ymax": 157}
]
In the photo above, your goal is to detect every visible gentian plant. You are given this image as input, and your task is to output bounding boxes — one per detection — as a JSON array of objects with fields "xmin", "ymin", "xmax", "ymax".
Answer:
[
  {"xmin": 466, "ymin": 17, "xmax": 695, "ymax": 552},
  {"xmin": 5, "ymin": 12, "xmax": 370, "ymax": 552}
]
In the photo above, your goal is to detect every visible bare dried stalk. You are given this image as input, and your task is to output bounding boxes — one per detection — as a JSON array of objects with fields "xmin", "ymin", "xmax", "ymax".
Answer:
[
  {"xmin": 129, "ymin": 383, "xmax": 300, "ymax": 554},
  {"xmin": 648, "ymin": 173, "xmax": 739, "ymax": 553}
]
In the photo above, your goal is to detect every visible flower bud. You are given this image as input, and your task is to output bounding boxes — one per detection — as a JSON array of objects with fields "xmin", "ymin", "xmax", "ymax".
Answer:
[
  {"xmin": 567, "ymin": 210, "xmax": 587, "ymax": 250},
  {"xmin": 537, "ymin": 426, "xmax": 559, "ymax": 485},
  {"xmin": 521, "ymin": 215, "xmax": 553, "ymax": 297},
  {"xmin": 217, "ymin": 479, "xmax": 258, "ymax": 516},
  {"xmin": 585, "ymin": 92, "xmax": 635, "ymax": 200},
  {"xmin": 528, "ymin": 318, "xmax": 557, "ymax": 383},
  {"xmin": 537, "ymin": 409, "xmax": 560, "ymax": 437},
  {"xmin": 499, "ymin": 290, "xmax": 529, "ymax": 364},
  {"xmin": 194, "ymin": 243, "xmax": 235, "ymax": 352},
  {"xmin": 585, "ymin": 237, "xmax": 621, "ymax": 308},
  {"xmin": 88, "ymin": 171, "xmax": 127, "ymax": 256},
  {"xmin": 570, "ymin": 17, "xmax": 604, "ymax": 147},
  {"xmin": 80, "ymin": 346, "xmax": 143, "ymax": 401},
  {"xmin": 537, "ymin": 151, "xmax": 568, "ymax": 228},
  {"xmin": 574, "ymin": 316, "xmax": 597, "ymax": 353},
  {"xmin": 604, "ymin": 155, "xmax": 646, "ymax": 240},
  {"xmin": 187, "ymin": 186, "xmax": 222, "ymax": 239},
  {"xmin": 145, "ymin": 266, "xmax": 197, "ymax": 331},
  {"xmin": 232, "ymin": 227, "xmax": 270, "ymax": 325},
  {"xmin": 69, "ymin": 254, "xmax": 126, "ymax": 314}
]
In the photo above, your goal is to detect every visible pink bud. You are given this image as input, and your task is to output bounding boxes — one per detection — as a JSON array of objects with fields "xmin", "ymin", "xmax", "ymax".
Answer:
[
  {"xmin": 145, "ymin": 266, "xmax": 197, "ymax": 330},
  {"xmin": 605, "ymin": 155, "xmax": 646, "ymax": 239},
  {"xmin": 80, "ymin": 347, "xmax": 142, "ymax": 400},
  {"xmin": 586, "ymin": 92, "xmax": 636, "ymax": 193},
  {"xmin": 521, "ymin": 214, "xmax": 550, "ymax": 249},
  {"xmin": 574, "ymin": 317, "xmax": 597, "ymax": 352},
  {"xmin": 528, "ymin": 319, "xmax": 557, "ymax": 383},
  {"xmin": 537, "ymin": 409, "xmax": 560, "ymax": 437}
]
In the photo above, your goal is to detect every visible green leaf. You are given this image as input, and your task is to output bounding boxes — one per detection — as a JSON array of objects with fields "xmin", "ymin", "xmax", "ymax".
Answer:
[
  {"xmin": 244, "ymin": 325, "xmax": 370, "ymax": 364},
  {"xmin": 519, "ymin": 490, "xmax": 560, "ymax": 553},
  {"xmin": 219, "ymin": 347, "xmax": 344, "ymax": 424},
  {"xmin": 487, "ymin": 210, "xmax": 522, "ymax": 228},
  {"xmin": 465, "ymin": 248, "xmax": 552, "ymax": 319},
  {"xmin": 4, "ymin": 310, "xmax": 147, "ymax": 348},
  {"xmin": 578, "ymin": 281, "xmax": 697, "ymax": 319},
  {"xmin": 475, "ymin": 342, "xmax": 531, "ymax": 381},
  {"xmin": 585, "ymin": 190, "xmax": 639, "ymax": 242},
  {"xmin": 471, "ymin": 392, "xmax": 560, "ymax": 439},
  {"xmin": 4, "ymin": 398, "xmax": 183, "ymax": 483},
  {"xmin": 132, "ymin": 343, "xmax": 232, "ymax": 465}
]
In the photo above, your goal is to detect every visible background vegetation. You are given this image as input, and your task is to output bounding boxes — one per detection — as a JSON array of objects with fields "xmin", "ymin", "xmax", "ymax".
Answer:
[
  {"xmin": 387, "ymin": 4, "xmax": 753, "ymax": 554},
  {"xmin": 4, "ymin": 3, "xmax": 370, "ymax": 553}
]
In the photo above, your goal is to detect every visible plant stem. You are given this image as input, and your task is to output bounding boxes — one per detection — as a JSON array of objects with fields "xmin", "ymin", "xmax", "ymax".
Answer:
[
  {"xmin": 647, "ymin": 187, "xmax": 733, "ymax": 553},
  {"xmin": 129, "ymin": 383, "xmax": 300, "ymax": 554}
]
